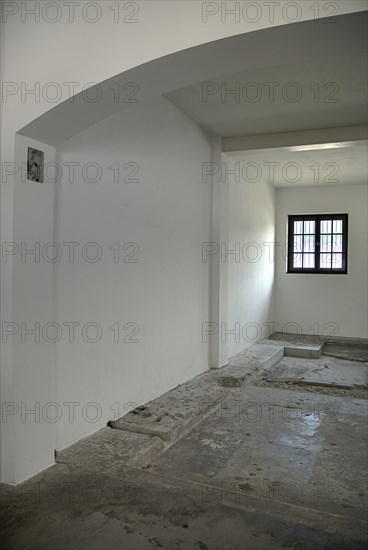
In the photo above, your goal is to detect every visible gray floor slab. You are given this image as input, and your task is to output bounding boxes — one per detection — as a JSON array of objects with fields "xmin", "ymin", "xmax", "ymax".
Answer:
[
  {"xmin": 2, "ymin": 460, "xmax": 367, "ymax": 550},
  {"xmin": 264, "ymin": 355, "xmax": 368, "ymax": 389},
  {"xmin": 149, "ymin": 386, "xmax": 367, "ymax": 522},
  {"xmin": 2, "ymin": 366, "xmax": 367, "ymax": 549},
  {"xmin": 323, "ymin": 342, "xmax": 368, "ymax": 362}
]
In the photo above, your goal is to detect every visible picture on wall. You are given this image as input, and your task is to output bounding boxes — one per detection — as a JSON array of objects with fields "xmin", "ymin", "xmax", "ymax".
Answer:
[{"xmin": 27, "ymin": 147, "xmax": 44, "ymax": 183}]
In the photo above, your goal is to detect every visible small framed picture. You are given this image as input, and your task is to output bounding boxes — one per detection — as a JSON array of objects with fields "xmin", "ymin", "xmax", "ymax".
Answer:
[{"xmin": 27, "ymin": 147, "xmax": 44, "ymax": 183}]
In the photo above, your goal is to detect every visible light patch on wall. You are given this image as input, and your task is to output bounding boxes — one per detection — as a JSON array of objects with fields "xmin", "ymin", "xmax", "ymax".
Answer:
[{"xmin": 27, "ymin": 147, "xmax": 44, "ymax": 183}]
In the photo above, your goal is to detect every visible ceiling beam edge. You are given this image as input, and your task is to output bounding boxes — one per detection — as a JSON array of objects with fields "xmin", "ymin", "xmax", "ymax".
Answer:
[{"xmin": 222, "ymin": 125, "xmax": 368, "ymax": 153}]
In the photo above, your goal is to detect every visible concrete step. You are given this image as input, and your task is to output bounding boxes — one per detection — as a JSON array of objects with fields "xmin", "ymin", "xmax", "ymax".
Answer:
[
  {"xmin": 56, "ymin": 428, "xmax": 165, "ymax": 471},
  {"xmin": 247, "ymin": 342, "xmax": 284, "ymax": 367},
  {"xmin": 108, "ymin": 339, "xmax": 322, "ymax": 464},
  {"xmin": 260, "ymin": 338, "xmax": 323, "ymax": 359},
  {"xmin": 109, "ymin": 345, "xmax": 277, "ymax": 451},
  {"xmin": 109, "ymin": 373, "xmax": 228, "ymax": 444}
]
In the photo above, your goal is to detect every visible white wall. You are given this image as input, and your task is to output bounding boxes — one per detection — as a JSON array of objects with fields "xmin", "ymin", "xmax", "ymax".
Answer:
[
  {"xmin": 274, "ymin": 185, "xmax": 368, "ymax": 339},
  {"xmin": 225, "ymin": 155, "xmax": 276, "ymax": 357},
  {"xmin": 9, "ymin": 136, "xmax": 57, "ymax": 483},
  {"xmin": 54, "ymin": 95, "xmax": 212, "ymax": 451}
]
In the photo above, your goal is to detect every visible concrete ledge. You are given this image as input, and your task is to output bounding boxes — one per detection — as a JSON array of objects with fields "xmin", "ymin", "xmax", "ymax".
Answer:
[
  {"xmin": 55, "ymin": 428, "xmax": 165, "ymax": 473},
  {"xmin": 247, "ymin": 343, "xmax": 284, "ymax": 367},
  {"xmin": 110, "ymin": 392, "xmax": 226, "ymax": 444},
  {"xmin": 260, "ymin": 338, "xmax": 323, "ymax": 359},
  {"xmin": 108, "ymin": 344, "xmax": 278, "ymax": 458},
  {"xmin": 284, "ymin": 345, "xmax": 322, "ymax": 359},
  {"xmin": 107, "ymin": 338, "xmax": 326, "ymax": 466},
  {"xmin": 125, "ymin": 436, "xmax": 165, "ymax": 469}
]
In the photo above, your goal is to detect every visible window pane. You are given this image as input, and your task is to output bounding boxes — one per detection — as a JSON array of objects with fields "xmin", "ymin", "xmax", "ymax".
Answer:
[
  {"xmin": 332, "ymin": 254, "xmax": 342, "ymax": 269},
  {"xmin": 333, "ymin": 219, "xmax": 343, "ymax": 233},
  {"xmin": 303, "ymin": 235, "xmax": 315, "ymax": 252},
  {"xmin": 321, "ymin": 220, "xmax": 332, "ymax": 234},
  {"xmin": 293, "ymin": 254, "xmax": 302, "ymax": 268},
  {"xmin": 304, "ymin": 220, "xmax": 315, "ymax": 234},
  {"xmin": 321, "ymin": 234, "xmax": 332, "ymax": 252},
  {"xmin": 294, "ymin": 235, "xmax": 303, "ymax": 252},
  {"xmin": 303, "ymin": 254, "xmax": 315, "ymax": 268},
  {"xmin": 332, "ymin": 235, "xmax": 342, "ymax": 253},
  {"xmin": 320, "ymin": 253, "xmax": 332, "ymax": 268},
  {"xmin": 294, "ymin": 221, "xmax": 303, "ymax": 234},
  {"xmin": 288, "ymin": 213, "xmax": 347, "ymax": 273}
]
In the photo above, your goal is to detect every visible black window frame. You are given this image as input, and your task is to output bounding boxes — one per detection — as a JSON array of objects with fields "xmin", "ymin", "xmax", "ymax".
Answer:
[{"xmin": 287, "ymin": 214, "xmax": 348, "ymax": 274}]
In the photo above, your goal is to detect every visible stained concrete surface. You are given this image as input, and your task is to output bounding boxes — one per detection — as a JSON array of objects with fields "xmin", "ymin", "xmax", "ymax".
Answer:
[
  {"xmin": 323, "ymin": 342, "xmax": 368, "ymax": 363},
  {"xmin": 1, "ymin": 340, "xmax": 367, "ymax": 549},
  {"xmin": 149, "ymin": 386, "xmax": 367, "ymax": 521},
  {"xmin": 109, "ymin": 342, "xmax": 283, "ymax": 446},
  {"xmin": 270, "ymin": 333, "xmax": 368, "ymax": 362},
  {"xmin": 264, "ymin": 355, "xmax": 368, "ymax": 389}
]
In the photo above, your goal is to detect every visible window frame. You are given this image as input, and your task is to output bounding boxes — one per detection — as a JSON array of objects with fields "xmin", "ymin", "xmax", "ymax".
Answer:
[{"xmin": 287, "ymin": 213, "xmax": 348, "ymax": 274}]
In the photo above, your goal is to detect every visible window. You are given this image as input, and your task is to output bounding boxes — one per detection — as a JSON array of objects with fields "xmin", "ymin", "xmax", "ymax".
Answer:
[{"xmin": 287, "ymin": 214, "xmax": 348, "ymax": 274}]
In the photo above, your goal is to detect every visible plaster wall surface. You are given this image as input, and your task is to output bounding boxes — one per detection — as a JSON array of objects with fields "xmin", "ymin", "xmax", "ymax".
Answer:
[
  {"xmin": 225, "ymin": 155, "xmax": 276, "ymax": 357},
  {"xmin": 274, "ymin": 184, "xmax": 368, "ymax": 339},
  {"xmin": 9, "ymin": 136, "xmax": 57, "ymax": 482},
  {"xmin": 54, "ymin": 95, "xmax": 212, "ymax": 452}
]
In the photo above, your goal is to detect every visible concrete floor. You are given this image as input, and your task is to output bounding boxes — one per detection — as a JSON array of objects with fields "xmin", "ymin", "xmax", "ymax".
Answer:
[
  {"xmin": 1, "ymin": 339, "xmax": 367, "ymax": 549},
  {"xmin": 264, "ymin": 355, "xmax": 367, "ymax": 392}
]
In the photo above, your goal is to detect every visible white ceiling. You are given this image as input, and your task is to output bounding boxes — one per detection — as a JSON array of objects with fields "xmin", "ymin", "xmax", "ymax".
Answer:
[
  {"xmin": 166, "ymin": 50, "xmax": 367, "ymax": 187},
  {"xmin": 225, "ymin": 143, "xmax": 368, "ymax": 188},
  {"xmin": 165, "ymin": 53, "xmax": 367, "ymax": 138},
  {"xmin": 18, "ymin": 9, "xmax": 367, "ymax": 189}
]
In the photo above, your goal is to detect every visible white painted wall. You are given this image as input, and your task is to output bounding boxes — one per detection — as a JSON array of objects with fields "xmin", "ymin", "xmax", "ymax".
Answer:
[
  {"xmin": 207, "ymin": 139, "xmax": 230, "ymax": 369},
  {"xmin": 9, "ymin": 136, "xmax": 57, "ymax": 482},
  {"xmin": 225, "ymin": 155, "xmax": 276, "ymax": 357},
  {"xmin": 274, "ymin": 185, "xmax": 368, "ymax": 339},
  {"xmin": 54, "ymin": 95, "xmax": 212, "ymax": 451}
]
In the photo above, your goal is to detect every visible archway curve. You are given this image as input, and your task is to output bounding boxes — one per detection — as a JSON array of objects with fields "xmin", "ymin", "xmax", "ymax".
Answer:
[{"xmin": 18, "ymin": 11, "xmax": 367, "ymax": 146}]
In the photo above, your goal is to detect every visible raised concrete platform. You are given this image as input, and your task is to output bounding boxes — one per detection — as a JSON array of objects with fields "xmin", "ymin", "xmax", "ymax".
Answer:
[
  {"xmin": 56, "ymin": 427, "xmax": 165, "ymax": 470},
  {"xmin": 261, "ymin": 338, "xmax": 323, "ymax": 358},
  {"xmin": 109, "ymin": 378, "xmax": 226, "ymax": 444},
  {"xmin": 109, "ymin": 342, "xmax": 285, "ymax": 448},
  {"xmin": 246, "ymin": 343, "xmax": 284, "ymax": 366},
  {"xmin": 270, "ymin": 332, "xmax": 368, "ymax": 362},
  {"xmin": 107, "ymin": 340, "xmax": 327, "ymax": 460},
  {"xmin": 108, "ymin": 339, "xmax": 360, "ymax": 468}
]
